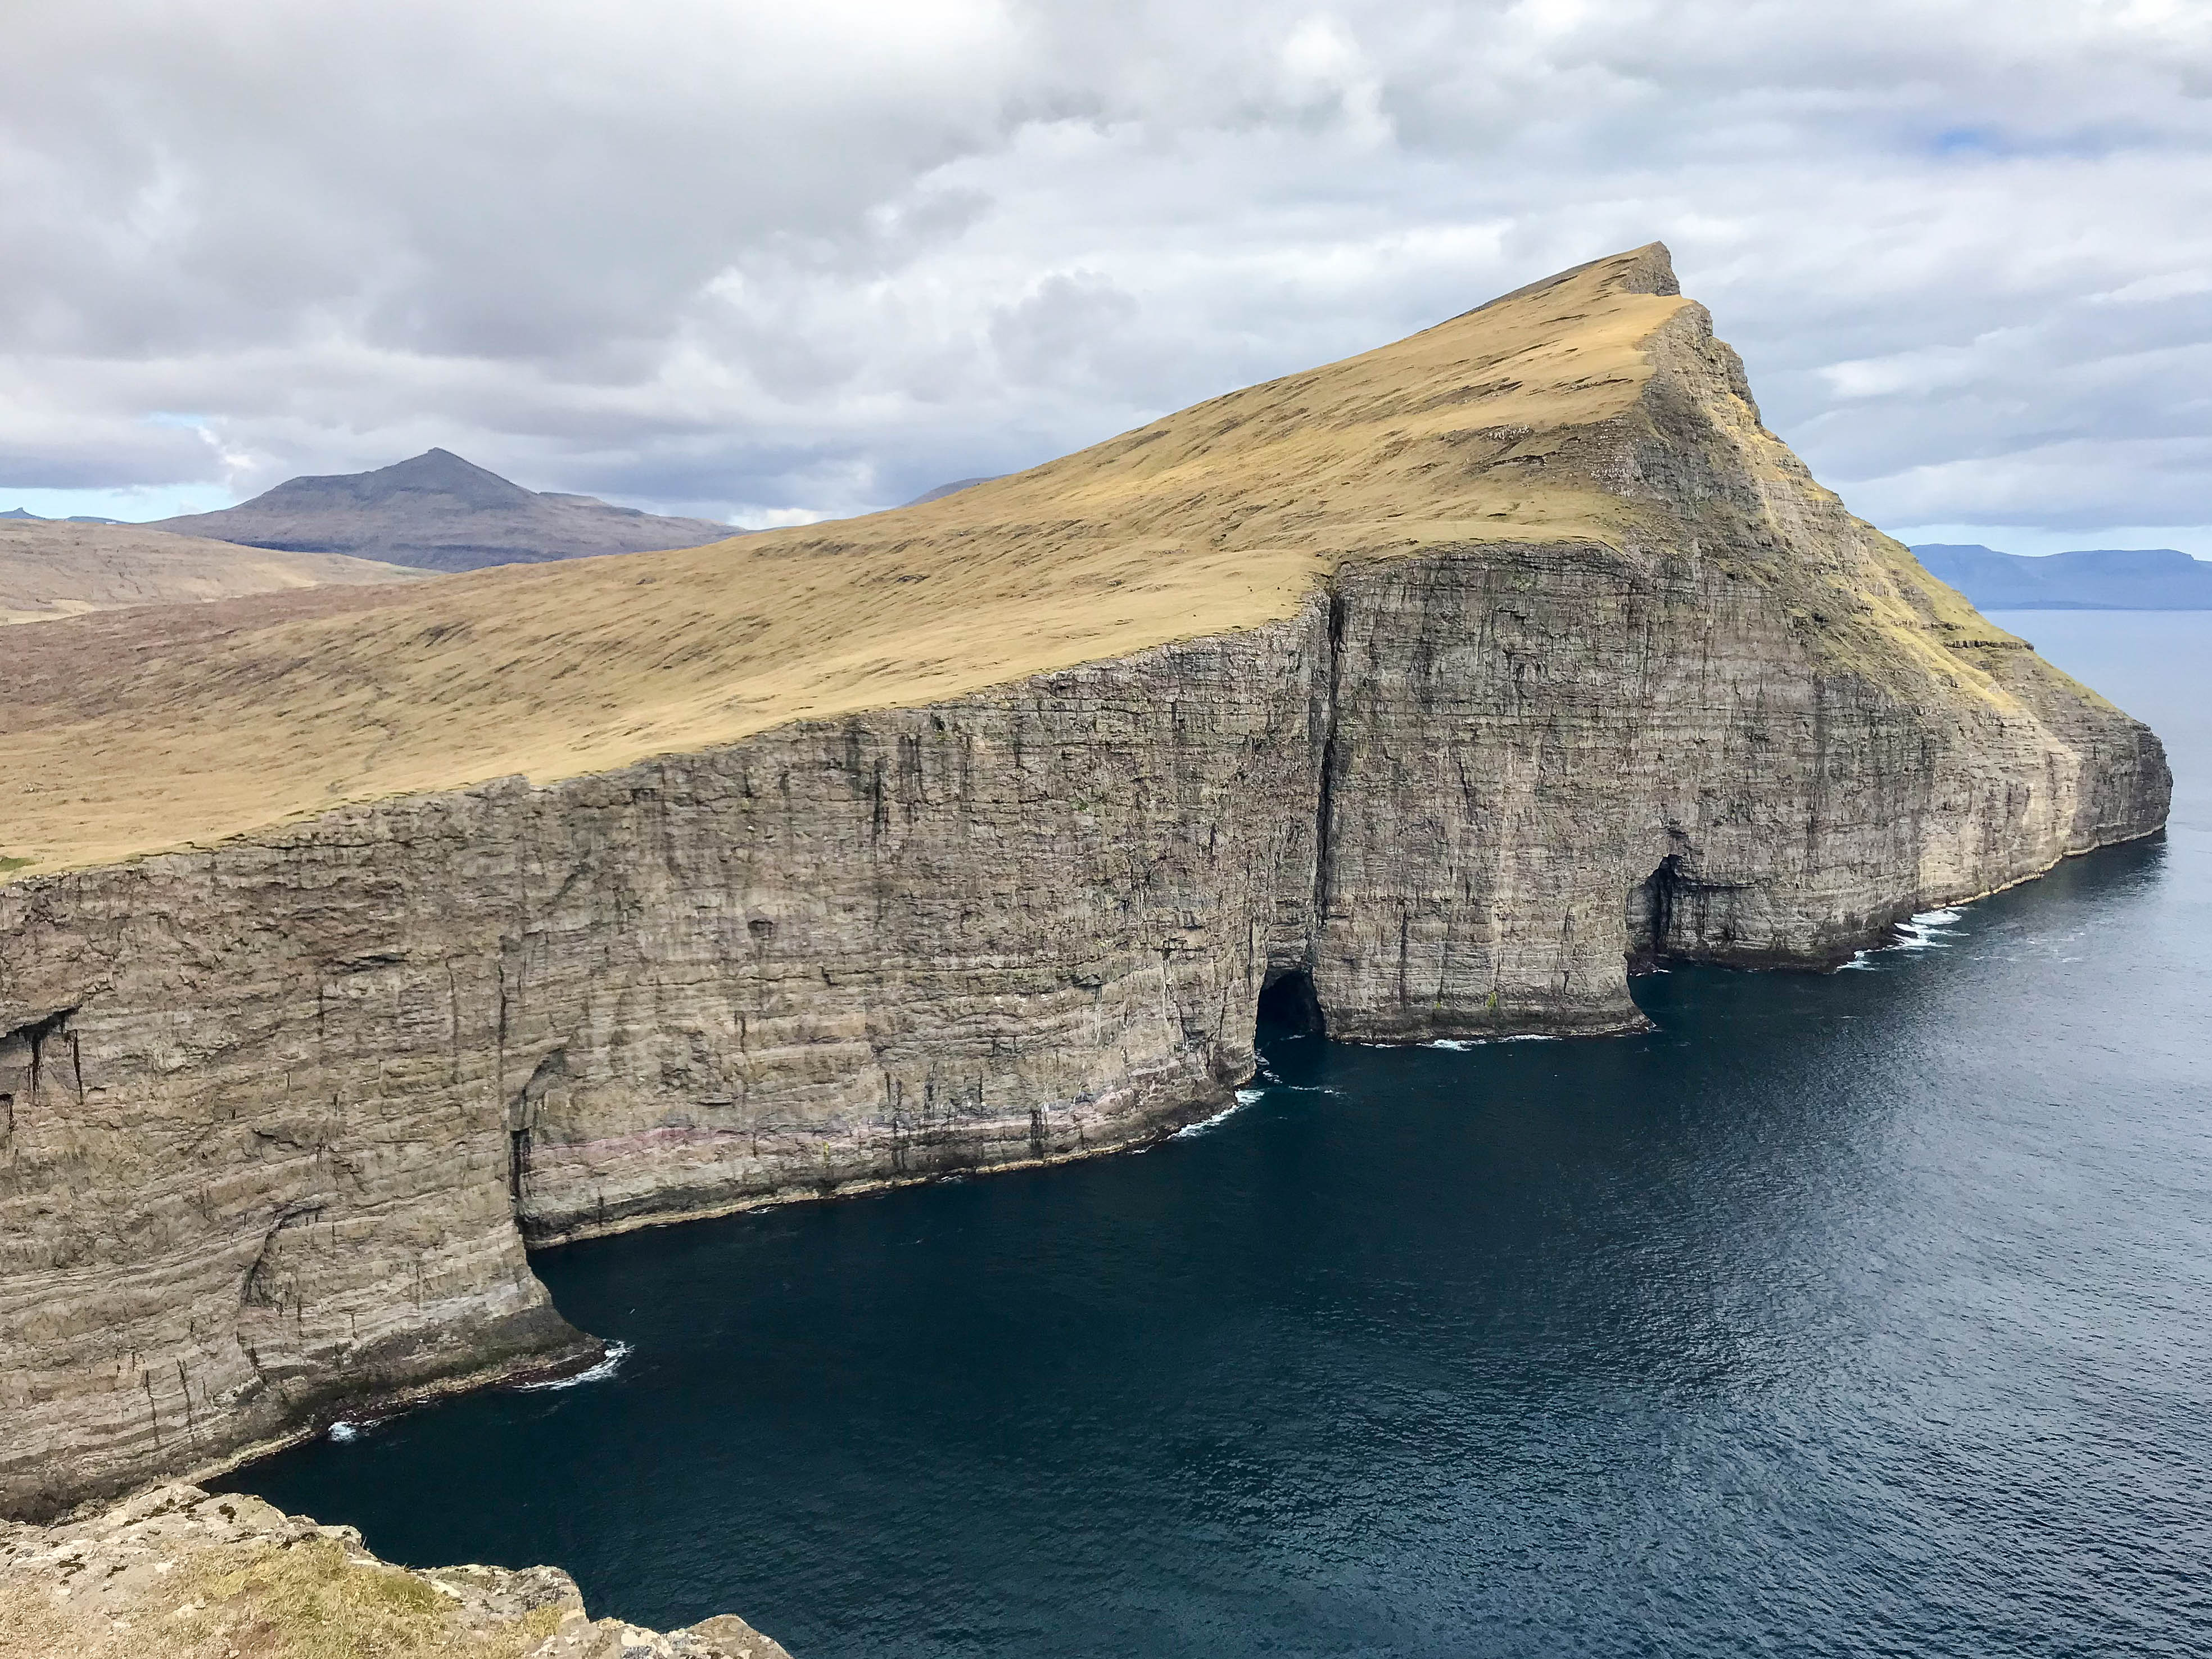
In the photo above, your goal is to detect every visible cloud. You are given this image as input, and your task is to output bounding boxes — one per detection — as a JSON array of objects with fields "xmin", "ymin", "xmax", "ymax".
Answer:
[{"xmin": 1, "ymin": 0, "xmax": 2208, "ymax": 538}]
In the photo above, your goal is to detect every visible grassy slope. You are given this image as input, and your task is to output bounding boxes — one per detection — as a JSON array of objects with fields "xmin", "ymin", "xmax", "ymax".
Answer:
[
  {"xmin": 0, "ymin": 521, "xmax": 427, "ymax": 626},
  {"xmin": 0, "ymin": 246, "xmax": 2026, "ymax": 877}
]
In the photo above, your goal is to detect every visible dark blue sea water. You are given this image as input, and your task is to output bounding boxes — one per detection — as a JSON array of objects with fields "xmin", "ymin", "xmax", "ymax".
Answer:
[{"xmin": 225, "ymin": 612, "xmax": 2212, "ymax": 1658}]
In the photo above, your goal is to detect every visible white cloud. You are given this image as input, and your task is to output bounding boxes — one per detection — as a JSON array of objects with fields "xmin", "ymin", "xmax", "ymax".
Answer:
[{"xmin": 0, "ymin": 0, "xmax": 2206, "ymax": 545}]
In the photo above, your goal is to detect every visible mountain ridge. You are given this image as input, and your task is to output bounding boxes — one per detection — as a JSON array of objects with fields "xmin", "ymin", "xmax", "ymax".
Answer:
[
  {"xmin": 1912, "ymin": 542, "xmax": 2212, "ymax": 609},
  {"xmin": 150, "ymin": 447, "xmax": 738, "ymax": 572},
  {"xmin": 0, "ymin": 246, "xmax": 2155, "ymax": 878}
]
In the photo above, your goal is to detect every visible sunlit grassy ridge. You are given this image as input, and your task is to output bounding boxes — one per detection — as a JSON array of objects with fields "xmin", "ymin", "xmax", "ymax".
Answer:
[{"xmin": 0, "ymin": 245, "xmax": 2019, "ymax": 877}]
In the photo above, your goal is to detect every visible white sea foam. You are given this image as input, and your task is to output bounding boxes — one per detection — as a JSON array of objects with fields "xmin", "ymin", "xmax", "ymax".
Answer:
[
  {"xmin": 1842, "ymin": 905, "xmax": 1970, "ymax": 969},
  {"xmin": 1422, "ymin": 1031, "xmax": 1564, "ymax": 1050},
  {"xmin": 1891, "ymin": 908, "xmax": 1966, "ymax": 952},
  {"xmin": 516, "ymin": 1340, "xmax": 632, "ymax": 1392},
  {"xmin": 1173, "ymin": 1091, "xmax": 1262, "ymax": 1139},
  {"xmin": 327, "ymin": 1421, "xmax": 363, "ymax": 1443}
]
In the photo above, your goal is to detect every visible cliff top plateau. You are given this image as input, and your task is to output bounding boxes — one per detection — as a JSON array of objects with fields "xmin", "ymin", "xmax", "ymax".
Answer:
[
  {"xmin": 148, "ymin": 447, "xmax": 739, "ymax": 572},
  {"xmin": 1, "ymin": 245, "xmax": 2057, "ymax": 877},
  {"xmin": 1912, "ymin": 543, "xmax": 2212, "ymax": 611},
  {"xmin": 0, "ymin": 518, "xmax": 426, "ymax": 626}
]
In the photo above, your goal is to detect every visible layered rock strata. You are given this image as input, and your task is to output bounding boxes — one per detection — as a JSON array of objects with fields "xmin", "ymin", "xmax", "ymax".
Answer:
[{"xmin": 0, "ymin": 246, "xmax": 2170, "ymax": 1521}]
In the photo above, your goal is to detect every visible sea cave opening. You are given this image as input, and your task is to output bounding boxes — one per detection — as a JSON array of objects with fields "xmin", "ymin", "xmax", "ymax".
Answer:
[
  {"xmin": 1626, "ymin": 855, "xmax": 1688, "ymax": 975},
  {"xmin": 1256, "ymin": 967, "xmax": 1326, "ymax": 1042}
]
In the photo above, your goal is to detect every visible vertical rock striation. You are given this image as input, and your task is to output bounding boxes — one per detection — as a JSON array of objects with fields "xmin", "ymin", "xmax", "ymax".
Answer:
[{"xmin": 0, "ymin": 246, "xmax": 2169, "ymax": 1517}]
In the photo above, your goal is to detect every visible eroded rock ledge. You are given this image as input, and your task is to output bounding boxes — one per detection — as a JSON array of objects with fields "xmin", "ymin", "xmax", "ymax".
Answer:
[{"xmin": 0, "ymin": 1483, "xmax": 789, "ymax": 1658}]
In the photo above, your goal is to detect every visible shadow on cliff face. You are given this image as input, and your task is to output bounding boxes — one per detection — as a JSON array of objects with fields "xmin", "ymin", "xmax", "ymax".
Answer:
[
  {"xmin": 1625, "ymin": 857, "xmax": 1682, "ymax": 976},
  {"xmin": 1626, "ymin": 853, "xmax": 1766, "ymax": 974}
]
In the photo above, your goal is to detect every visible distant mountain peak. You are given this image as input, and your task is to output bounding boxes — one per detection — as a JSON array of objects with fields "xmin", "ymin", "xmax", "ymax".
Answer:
[
  {"xmin": 903, "ymin": 476, "xmax": 1001, "ymax": 507},
  {"xmin": 255, "ymin": 448, "xmax": 539, "ymax": 514},
  {"xmin": 147, "ymin": 449, "xmax": 736, "ymax": 572}
]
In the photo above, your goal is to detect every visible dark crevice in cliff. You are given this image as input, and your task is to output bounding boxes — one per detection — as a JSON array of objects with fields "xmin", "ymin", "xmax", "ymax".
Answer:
[
  {"xmin": 1257, "ymin": 968, "xmax": 1326, "ymax": 1040},
  {"xmin": 1311, "ymin": 586, "xmax": 1347, "ymax": 932},
  {"xmin": 1626, "ymin": 856, "xmax": 1689, "ymax": 974},
  {"xmin": 240, "ymin": 1202, "xmax": 325, "ymax": 1312},
  {"xmin": 4, "ymin": 1007, "xmax": 78, "ymax": 1109},
  {"xmin": 1627, "ymin": 854, "xmax": 1759, "ymax": 973},
  {"xmin": 507, "ymin": 1048, "xmax": 568, "ymax": 1222}
]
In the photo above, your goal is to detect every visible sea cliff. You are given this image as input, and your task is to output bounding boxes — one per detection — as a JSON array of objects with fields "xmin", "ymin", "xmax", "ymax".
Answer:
[{"xmin": 0, "ymin": 246, "xmax": 2169, "ymax": 1519}]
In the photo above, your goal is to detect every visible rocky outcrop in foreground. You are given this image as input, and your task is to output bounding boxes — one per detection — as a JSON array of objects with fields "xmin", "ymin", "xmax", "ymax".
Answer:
[
  {"xmin": 0, "ymin": 246, "xmax": 2171, "ymax": 1520},
  {"xmin": 0, "ymin": 1484, "xmax": 789, "ymax": 1659}
]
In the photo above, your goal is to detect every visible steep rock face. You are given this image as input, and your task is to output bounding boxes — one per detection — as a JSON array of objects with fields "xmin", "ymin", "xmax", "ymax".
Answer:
[
  {"xmin": 0, "ymin": 615, "xmax": 1329, "ymax": 1516},
  {"xmin": 1311, "ymin": 542, "xmax": 2164, "ymax": 1040},
  {"xmin": 0, "ymin": 884, "xmax": 592, "ymax": 1516},
  {"xmin": 0, "ymin": 247, "xmax": 2170, "ymax": 1518},
  {"xmin": 1305, "ymin": 293, "xmax": 2167, "ymax": 1039}
]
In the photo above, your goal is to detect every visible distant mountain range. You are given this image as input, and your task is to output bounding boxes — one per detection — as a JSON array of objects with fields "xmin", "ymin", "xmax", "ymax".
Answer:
[
  {"xmin": 1912, "ymin": 544, "xmax": 2212, "ymax": 610},
  {"xmin": 150, "ymin": 449, "xmax": 739, "ymax": 573},
  {"xmin": 3, "ymin": 508, "xmax": 123, "ymax": 525},
  {"xmin": 903, "ymin": 476, "xmax": 999, "ymax": 507}
]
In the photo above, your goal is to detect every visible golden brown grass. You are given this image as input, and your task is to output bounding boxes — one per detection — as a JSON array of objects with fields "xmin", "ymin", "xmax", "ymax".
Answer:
[
  {"xmin": 0, "ymin": 521, "xmax": 426, "ymax": 626},
  {"xmin": 0, "ymin": 247, "xmax": 1685, "ymax": 876},
  {"xmin": 0, "ymin": 243, "xmax": 2019, "ymax": 879}
]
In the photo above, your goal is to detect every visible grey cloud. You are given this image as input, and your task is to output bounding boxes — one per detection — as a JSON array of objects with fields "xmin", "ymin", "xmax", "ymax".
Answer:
[
  {"xmin": 989, "ymin": 272, "xmax": 1143, "ymax": 390},
  {"xmin": 1, "ymin": 0, "xmax": 2208, "ymax": 537}
]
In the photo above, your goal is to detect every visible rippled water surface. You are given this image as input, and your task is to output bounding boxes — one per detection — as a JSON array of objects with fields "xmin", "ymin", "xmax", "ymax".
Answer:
[{"xmin": 227, "ymin": 612, "xmax": 2212, "ymax": 1657}]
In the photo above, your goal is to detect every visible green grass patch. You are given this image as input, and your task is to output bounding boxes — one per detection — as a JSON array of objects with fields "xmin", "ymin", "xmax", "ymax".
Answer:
[{"xmin": 169, "ymin": 1536, "xmax": 564, "ymax": 1659}]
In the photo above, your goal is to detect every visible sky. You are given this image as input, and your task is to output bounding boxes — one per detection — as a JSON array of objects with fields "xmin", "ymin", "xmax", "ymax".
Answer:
[{"xmin": 3, "ymin": 0, "xmax": 2208, "ymax": 554}]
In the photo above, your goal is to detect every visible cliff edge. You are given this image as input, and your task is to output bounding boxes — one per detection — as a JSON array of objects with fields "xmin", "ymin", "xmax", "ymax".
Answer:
[
  {"xmin": 0, "ymin": 245, "xmax": 2170, "ymax": 1518},
  {"xmin": 0, "ymin": 1483, "xmax": 789, "ymax": 1658}
]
